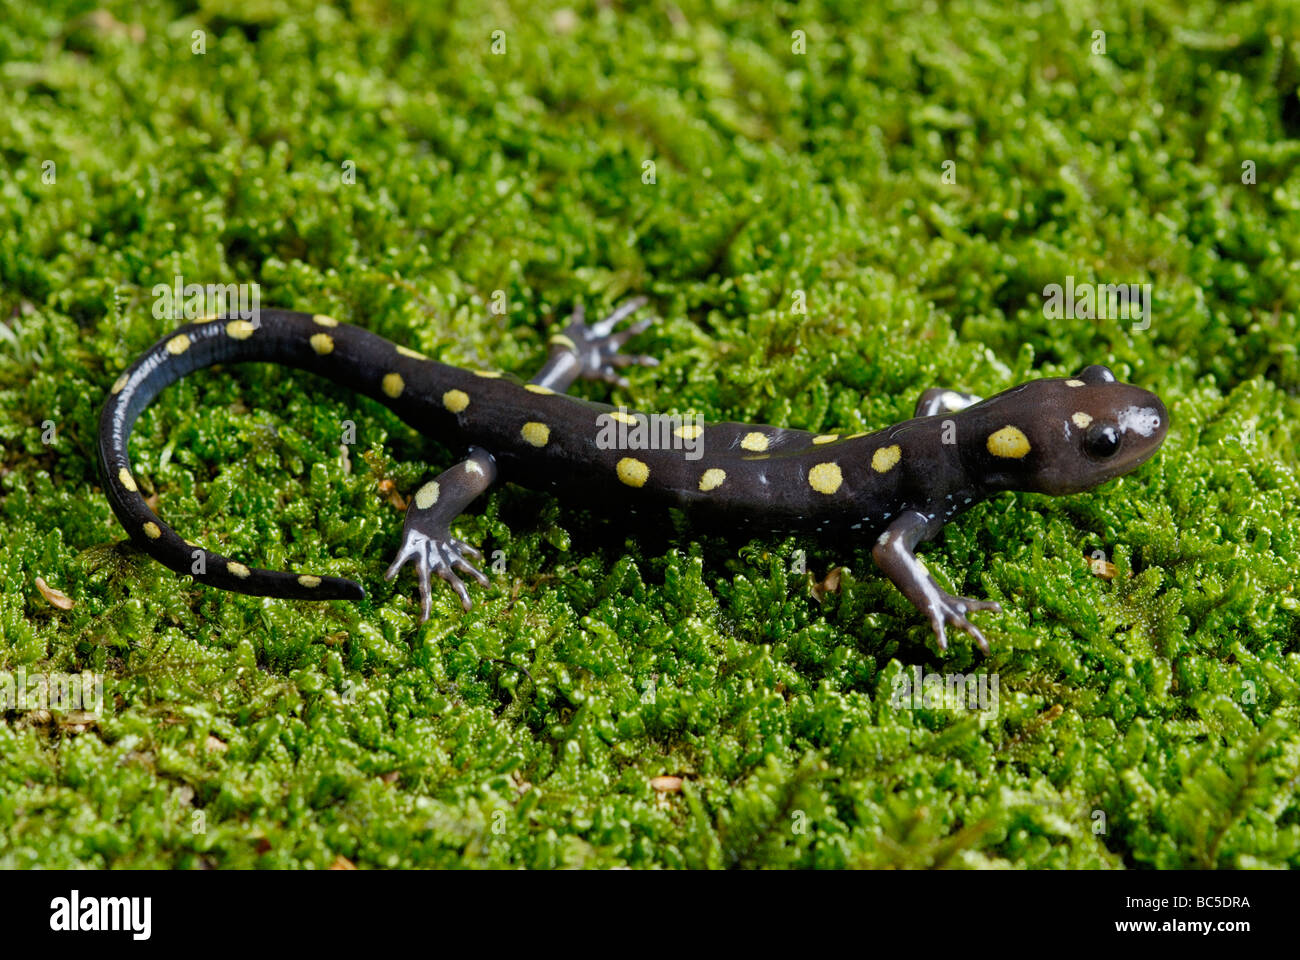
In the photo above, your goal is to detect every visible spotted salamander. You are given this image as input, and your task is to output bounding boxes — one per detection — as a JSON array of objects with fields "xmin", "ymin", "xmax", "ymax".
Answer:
[{"xmin": 98, "ymin": 300, "xmax": 1168, "ymax": 652}]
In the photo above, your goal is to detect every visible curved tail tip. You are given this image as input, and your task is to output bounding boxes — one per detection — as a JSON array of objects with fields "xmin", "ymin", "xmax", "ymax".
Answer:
[{"xmin": 319, "ymin": 576, "xmax": 366, "ymax": 602}]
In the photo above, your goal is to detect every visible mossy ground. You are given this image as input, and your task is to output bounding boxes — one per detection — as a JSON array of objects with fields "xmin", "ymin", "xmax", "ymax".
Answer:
[{"xmin": 2, "ymin": 0, "xmax": 1299, "ymax": 869}]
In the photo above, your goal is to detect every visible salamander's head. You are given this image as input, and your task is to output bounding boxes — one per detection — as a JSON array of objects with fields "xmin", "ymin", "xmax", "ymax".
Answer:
[{"xmin": 962, "ymin": 364, "xmax": 1168, "ymax": 495}]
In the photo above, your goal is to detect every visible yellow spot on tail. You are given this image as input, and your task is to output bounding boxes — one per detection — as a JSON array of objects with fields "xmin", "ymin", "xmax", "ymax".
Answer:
[
  {"xmin": 228, "ymin": 562, "xmax": 251, "ymax": 578},
  {"xmin": 699, "ymin": 468, "xmax": 726, "ymax": 491},
  {"xmin": 396, "ymin": 345, "xmax": 425, "ymax": 359},
  {"xmin": 111, "ymin": 375, "xmax": 128, "ymax": 394},
  {"xmin": 310, "ymin": 333, "xmax": 334, "ymax": 355},
  {"xmin": 415, "ymin": 481, "xmax": 440, "ymax": 509},
  {"xmin": 473, "ymin": 370, "xmax": 501, "ymax": 378},
  {"xmin": 812, "ymin": 434, "xmax": 838, "ymax": 444},
  {"xmin": 382, "ymin": 372, "xmax": 405, "ymax": 398},
  {"xmin": 312, "ymin": 314, "xmax": 338, "ymax": 327},
  {"xmin": 610, "ymin": 410, "xmax": 638, "ymax": 425},
  {"xmin": 118, "ymin": 468, "xmax": 137, "ymax": 492},
  {"xmin": 1065, "ymin": 379, "xmax": 1085, "ymax": 387},
  {"xmin": 166, "ymin": 334, "xmax": 191, "ymax": 355},
  {"xmin": 521, "ymin": 422, "xmax": 550, "ymax": 447},
  {"xmin": 987, "ymin": 425, "xmax": 1031, "ymax": 458},
  {"xmin": 872, "ymin": 445, "xmax": 901, "ymax": 473},
  {"xmin": 808, "ymin": 462, "xmax": 843, "ymax": 494},
  {"xmin": 550, "ymin": 334, "xmax": 577, "ymax": 351},
  {"xmin": 740, "ymin": 432, "xmax": 769, "ymax": 452},
  {"xmin": 1071, "ymin": 412, "xmax": 1093, "ymax": 429},
  {"xmin": 226, "ymin": 320, "xmax": 255, "ymax": 340},
  {"xmin": 298, "ymin": 575, "xmax": 322, "ymax": 588},
  {"xmin": 617, "ymin": 457, "xmax": 650, "ymax": 487},
  {"xmin": 525, "ymin": 383, "xmax": 555, "ymax": 395},
  {"xmin": 443, "ymin": 389, "xmax": 470, "ymax": 413},
  {"xmin": 674, "ymin": 424, "xmax": 703, "ymax": 440},
  {"xmin": 143, "ymin": 522, "xmax": 161, "ymax": 539}
]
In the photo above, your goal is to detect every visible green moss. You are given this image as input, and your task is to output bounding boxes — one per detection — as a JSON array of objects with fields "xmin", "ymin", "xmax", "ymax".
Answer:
[{"xmin": 1, "ymin": 0, "xmax": 1298, "ymax": 868}]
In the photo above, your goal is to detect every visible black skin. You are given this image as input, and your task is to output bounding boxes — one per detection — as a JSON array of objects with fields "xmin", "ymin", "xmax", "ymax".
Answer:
[{"xmin": 98, "ymin": 302, "xmax": 1168, "ymax": 653}]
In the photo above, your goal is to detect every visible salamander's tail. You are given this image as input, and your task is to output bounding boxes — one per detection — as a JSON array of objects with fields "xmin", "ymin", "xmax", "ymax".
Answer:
[{"xmin": 96, "ymin": 311, "xmax": 365, "ymax": 602}]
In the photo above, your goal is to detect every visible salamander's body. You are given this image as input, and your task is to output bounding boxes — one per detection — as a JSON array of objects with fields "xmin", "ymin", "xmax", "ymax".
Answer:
[{"xmin": 98, "ymin": 303, "xmax": 1168, "ymax": 652}]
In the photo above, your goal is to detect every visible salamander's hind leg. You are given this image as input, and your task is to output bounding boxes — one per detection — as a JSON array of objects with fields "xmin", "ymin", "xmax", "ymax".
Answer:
[
  {"xmin": 914, "ymin": 388, "xmax": 983, "ymax": 418},
  {"xmin": 530, "ymin": 298, "xmax": 659, "ymax": 392},
  {"xmin": 385, "ymin": 447, "xmax": 499, "ymax": 620}
]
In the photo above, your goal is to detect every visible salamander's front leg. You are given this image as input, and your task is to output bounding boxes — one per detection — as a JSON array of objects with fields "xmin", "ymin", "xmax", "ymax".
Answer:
[
  {"xmin": 914, "ymin": 388, "xmax": 982, "ymax": 418},
  {"xmin": 872, "ymin": 511, "xmax": 1001, "ymax": 653},
  {"xmin": 530, "ymin": 298, "xmax": 659, "ymax": 392},
  {"xmin": 385, "ymin": 447, "xmax": 498, "ymax": 620}
]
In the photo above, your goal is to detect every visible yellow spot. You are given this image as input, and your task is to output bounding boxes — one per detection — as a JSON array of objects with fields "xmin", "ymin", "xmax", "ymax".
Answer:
[
  {"xmin": 740, "ymin": 432, "xmax": 769, "ymax": 452},
  {"xmin": 415, "ymin": 481, "xmax": 440, "ymax": 509},
  {"xmin": 847, "ymin": 432, "xmax": 869, "ymax": 439},
  {"xmin": 396, "ymin": 345, "xmax": 425, "ymax": 359},
  {"xmin": 812, "ymin": 434, "xmax": 839, "ymax": 444},
  {"xmin": 550, "ymin": 334, "xmax": 577, "ymax": 351},
  {"xmin": 872, "ymin": 445, "xmax": 902, "ymax": 473},
  {"xmin": 1071, "ymin": 412, "xmax": 1093, "ymax": 429},
  {"xmin": 443, "ymin": 389, "xmax": 470, "ymax": 413},
  {"xmin": 166, "ymin": 334, "xmax": 191, "ymax": 355},
  {"xmin": 118, "ymin": 468, "xmax": 137, "ymax": 492},
  {"xmin": 111, "ymin": 374, "xmax": 128, "ymax": 394},
  {"xmin": 298, "ymin": 575, "xmax": 321, "ymax": 588},
  {"xmin": 382, "ymin": 372, "xmax": 405, "ymax": 398},
  {"xmin": 1065, "ymin": 379, "xmax": 1085, "ymax": 387},
  {"xmin": 525, "ymin": 383, "xmax": 555, "ymax": 395},
  {"xmin": 808, "ymin": 462, "xmax": 843, "ymax": 494},
  {"xmin": 196, "ymin": 315, "xmax": 220, "ymax": 323},
  {"xmin": 674, "ymin": 424, "xmax": 703, "ymax": 440},
  {"xmin": 228, "ymin": 562, "xmax": 251, "ymax": 578},
  {"xmin": 987, "ymin": 425, "xmax": 1032, "ymax": 459},
  {"xmin": 226, "ymin": 320, "xmax": 255, "ymax": 340},
  {"xmin": 610, "ymin": 410, "xmax": 639, "ymax": 425},
  {"xmin": 698, "ymin": 468, "xmax": 726, "ymax": 491},
  {"xmin": 310, "ymin": 333, "xmax": 334, "ymax": 355},
  {"xmin": 143, "ymin": 522, "xmax": 161, "ymax": 539},
  {"xmin": 521, "ymin": 422, "xmax": 550, "ymax": 447},
  {"xmin": 312, "ymin": 314, "xmax": 338, "ymax": 327},
  {"xmin": 473, "ymin": 370, "xmax": 501, "ymax": 378},
  {"xmin": 617, "ymin": 457, "xmax": 650, "ymax": 487}
]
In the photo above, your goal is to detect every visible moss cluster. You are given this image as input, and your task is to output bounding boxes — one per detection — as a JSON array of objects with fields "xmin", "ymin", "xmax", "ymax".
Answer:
[{"xmin": 1, "ymin": 0, "xmax": 1298, "ymax": 868}]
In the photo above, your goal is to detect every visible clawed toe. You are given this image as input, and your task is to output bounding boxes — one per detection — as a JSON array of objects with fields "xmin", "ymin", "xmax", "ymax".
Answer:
[
  {"xmin": 561, "ymin": 298, "xmax": 659, "ymax": 384},
  {"xmin": 928, "ymin": 592, "xmax": 1000, "ymax": 654},
  {"xmin": 387, "ymin": 529, "xmax": 491, "ymax": 620}
]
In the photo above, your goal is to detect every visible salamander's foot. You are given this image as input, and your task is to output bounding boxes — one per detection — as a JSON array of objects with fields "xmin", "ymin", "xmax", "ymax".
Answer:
[
  {"xmin": 555, "ymin": 298, "xmax": 659, "ymax": 388},
  {"xmin": 914, "ymin": 388, "xmax": 983, "ymax": 419},
  {"xmin": 925, "ymin": 591, "xmax": 1002, "ymax": 654},
  {"xmin": 385, "ymin": 527, "xmax": 489, "ymax": 621}
]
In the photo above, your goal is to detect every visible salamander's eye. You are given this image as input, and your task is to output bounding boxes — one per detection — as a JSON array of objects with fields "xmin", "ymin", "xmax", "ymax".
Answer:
[{"xmin": 1084, "ymin": 421, "xmax": 1121, "ymax": 458}]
